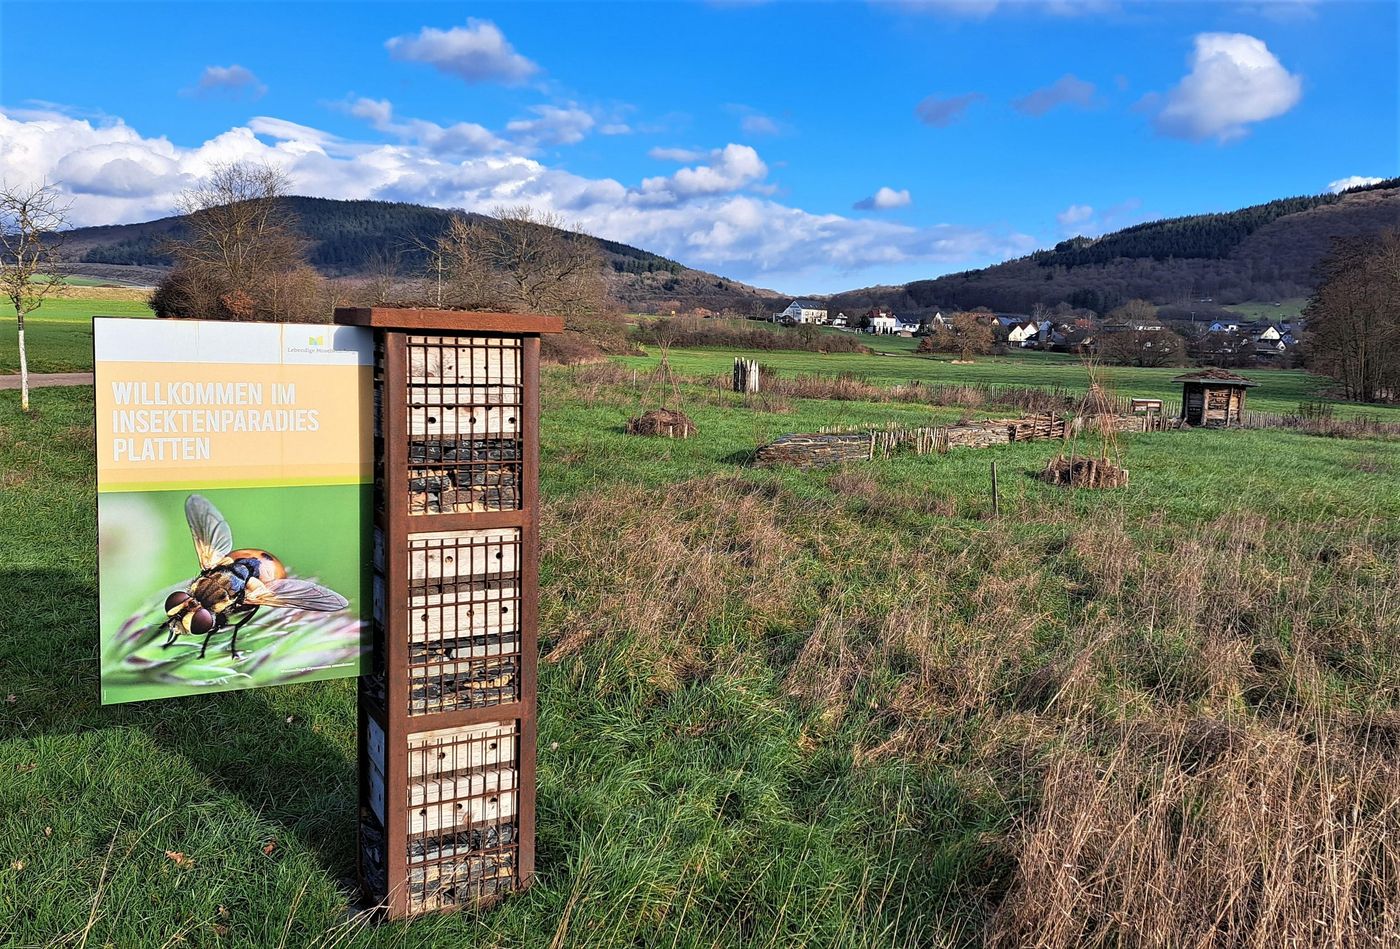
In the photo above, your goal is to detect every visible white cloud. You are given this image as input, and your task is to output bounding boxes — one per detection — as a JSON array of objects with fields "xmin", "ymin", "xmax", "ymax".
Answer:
[
  {"xmin": 385, "ymin": 19, "xmax": 539, "ymax": 85},
  {"xmin": 347, "ymin": 97, "xmax": 394, "ymax": 127},
  {"xmin": 340, "ymin": 97, "xmax": 507, "ymax": 157},
  {"xmin": 740, "ymin": 113, "xmax": 781, "ymax": 136},
  {"xmin": 599, "ymin": 123, "xmax": 632, "ymax": 135},
  {"xmin": 506, "ymin": 105, "xmax": 596, "ymax": 147},
  {"xmin": 1013, "ymin": 74, "xmax": 1098, "ymax": 116},
  {"xmin": 854, "ymin": 186, "xmax": 912, "ymax": 211},
  {"xmin": 1326, "ymin": 175, "xmax": 1384, "ymax": 194},
  {"xmin": 723, "ymin": 104, "xmax": 786, "ymax": 136},
  {"xmin": 1234, "ymin": 0, "xmax": 1318, "ymax": 22},
  {"xmin": 915, "ymin": 92, "xmax": 983, "ymax": 127},
  {"xmin": 638, "ymin": 144, "xmax": 768, "ymax": 202},
  {"xmin": 0, "ymin": 109, "xmax": 1033, "ymax": 290},
  {"xmin": 1149, "ymin": 33, "xmax": 1301, "ymax": 142},
  {"xmin": 187, "ymin": 64, "xmax": 266, "ymax": 100},
  {"xmin": 648, "ymin": 146, "xmax": 708, "ymax": 162},
  {"xmin": 1054, "ymin": 197, "xmax": 1143, "ymax": 236},
  {"xmin": 884, "ymin": 0, "xmax": 1117, "ymax": 17},
  {"xmin": 1056, "ymin": 203, "xmax": 1095, "ymax": 231}
]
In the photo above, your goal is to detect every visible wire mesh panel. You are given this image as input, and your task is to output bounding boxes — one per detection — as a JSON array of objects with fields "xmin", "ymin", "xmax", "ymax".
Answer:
[
  {"xmin": 405, "ymin": 335, "xmax": 523, "ymax": 515},
  {"xmin": 405, "ymin": 721, "xmax": 520, "ymax": 913},
  {"xmin": 406, "ymin": 529, "xmax": 522, "ymax": 716}
]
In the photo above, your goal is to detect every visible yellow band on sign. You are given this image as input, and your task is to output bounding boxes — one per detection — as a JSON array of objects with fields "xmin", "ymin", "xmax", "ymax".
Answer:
[{"xmin": 95, "ymin": 360, "xmax": 373, "ymax": 492}]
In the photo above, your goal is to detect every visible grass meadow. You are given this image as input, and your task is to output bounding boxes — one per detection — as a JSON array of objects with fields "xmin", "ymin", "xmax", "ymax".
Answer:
[
  {"xmin": 2, "ymin": 307, "xmax": 1399, "ymax": 946},
  {"xmin": 0, "ymin": 297, "xmax": 154, "ymax": 375}
]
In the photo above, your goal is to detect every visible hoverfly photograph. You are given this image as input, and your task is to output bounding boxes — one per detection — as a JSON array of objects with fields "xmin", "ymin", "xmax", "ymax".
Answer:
[
  {"xmin": 99, "ymin": 489, "xmax": 369, "ymax": 704},
  {"xmin": 162, "ymin": 494, "xmax": 349, "ymax": 659}
]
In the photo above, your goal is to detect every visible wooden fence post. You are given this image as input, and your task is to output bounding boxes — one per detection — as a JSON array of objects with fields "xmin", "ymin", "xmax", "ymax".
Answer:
[{"xmin": 991, "ymin": 460, "xmax": 1000, "ymax": 518}]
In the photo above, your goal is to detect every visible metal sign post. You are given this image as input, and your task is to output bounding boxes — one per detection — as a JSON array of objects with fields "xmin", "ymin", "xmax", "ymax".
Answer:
[{"xmin": 334, "ymin": 308, "xmax": 562, "ymax": 918}]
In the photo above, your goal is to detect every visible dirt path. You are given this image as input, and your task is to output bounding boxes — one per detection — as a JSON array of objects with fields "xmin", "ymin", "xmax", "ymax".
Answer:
[{"xmin": 0, "ymin": 372, "xmax": 94, "ymax": 390}]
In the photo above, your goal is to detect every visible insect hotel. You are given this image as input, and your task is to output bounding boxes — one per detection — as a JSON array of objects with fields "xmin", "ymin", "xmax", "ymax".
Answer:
[
  {"xmin": 334, "ymin": 307, "xmax": 562, "ymax": 918},
  {"xmin": 1172, "ymin": 368, "xmax": 1258, "ymax": 427}
]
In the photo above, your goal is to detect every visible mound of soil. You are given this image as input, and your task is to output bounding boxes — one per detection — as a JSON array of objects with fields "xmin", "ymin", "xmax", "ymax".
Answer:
[{"xmin": 626, "ymin": 408, "xmax": 697, "ymax": 439}]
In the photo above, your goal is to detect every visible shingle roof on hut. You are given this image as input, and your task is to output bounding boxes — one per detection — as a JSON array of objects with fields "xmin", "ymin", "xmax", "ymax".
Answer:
[{"xmin": 1170, "ymin": 369, "xmax": 1259, "ymax": 387}]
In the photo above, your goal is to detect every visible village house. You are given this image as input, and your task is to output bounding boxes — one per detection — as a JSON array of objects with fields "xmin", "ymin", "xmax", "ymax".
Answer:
[
  {"xmin": 996, "ymin": 315, "xmax": 1041, "ymax": 346},
  {"xmin": 775, "ymin": 299, "xmax": 828, "ymax": 325},
  {"xmin": 864, "ymin": 307, "xmax": 899, "ymax": 334}
]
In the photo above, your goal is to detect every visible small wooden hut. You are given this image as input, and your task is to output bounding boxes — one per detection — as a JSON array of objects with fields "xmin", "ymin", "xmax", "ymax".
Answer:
[{"xmin": 1172, "ymin": 369, "xmax": 1258, "ymax": 427}]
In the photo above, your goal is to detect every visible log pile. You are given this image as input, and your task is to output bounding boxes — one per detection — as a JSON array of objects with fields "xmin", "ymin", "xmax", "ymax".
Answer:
[
  {"xmin": 1040, "ymin": 455, "xmax": 1129, "ymax": 489},
  {"xmin": 757, "ymin": 411, "xmax": 1153, "ymax": 470},
  {"xmin": 754, "ymin": 432, "xmax": 874, "ymax": 469},
  {"xmin": 626, "ymin": 408, "xmax": 697, "ymax": 438}
]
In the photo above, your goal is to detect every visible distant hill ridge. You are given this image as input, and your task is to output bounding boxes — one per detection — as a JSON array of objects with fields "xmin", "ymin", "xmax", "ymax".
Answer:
[
  {"xmin": 61, "ymin": 196, "xmax": 784, "ymax": 314},
  {"xmin": 64, "ymin": 196, "xmax": 688, "ymax": 276},
  {"xmin": 825, "ymin": 178, "xmax": 1400, "ymax": 316},
  {"xmin": 60, "ymin": 181, "xmax": 1400, "ymax": 317}
]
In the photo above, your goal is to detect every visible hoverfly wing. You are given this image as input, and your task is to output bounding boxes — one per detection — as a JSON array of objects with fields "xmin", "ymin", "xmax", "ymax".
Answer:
[
  {"xmin": 185, "ymin": 494, "xmax": 234, "ymax": 570},
  {"xmin": 244, "ymin": 578, "xmax": 349, "ymax": 613}
]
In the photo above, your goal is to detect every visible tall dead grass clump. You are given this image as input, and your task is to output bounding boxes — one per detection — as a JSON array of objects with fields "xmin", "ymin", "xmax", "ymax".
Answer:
[
  {"xmin": 990, "ymin": 717, "xmax": 1400, "ymax": 948},
  {"xmin": 540, "ymin": 475, "xmax": 802, "ymax": 690}
]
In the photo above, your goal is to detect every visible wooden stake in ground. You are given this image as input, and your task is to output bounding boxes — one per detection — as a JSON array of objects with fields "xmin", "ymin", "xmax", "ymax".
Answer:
[
  {"xmin": 733, "ymin": 357, "xmax": 760, "ymax": 394},
  {"xmin": 0, "ymin": 182, "xmax": 70, "ymax": 413},
  {"xmin": 991, "ymin": 460, "xmax": 1000, "ymax": 517}
]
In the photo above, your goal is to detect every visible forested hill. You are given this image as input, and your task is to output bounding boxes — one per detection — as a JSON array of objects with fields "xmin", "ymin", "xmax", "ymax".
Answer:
[
  {"xmin": 827, "ymin": 178, "xmax": 1400, "ymax": 317},
  {"xmin": 60, "ymin": 196, "xmax": 783, "ymax": 313},
  {"xmin": 64, "ymin": 197, "xmax": 689, "ymax": 275}
]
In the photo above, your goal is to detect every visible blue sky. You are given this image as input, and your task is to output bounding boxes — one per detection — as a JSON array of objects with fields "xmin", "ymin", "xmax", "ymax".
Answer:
[{"xmin": 1, "ymin": 0, "xmax": 1395, "ymax": 293}]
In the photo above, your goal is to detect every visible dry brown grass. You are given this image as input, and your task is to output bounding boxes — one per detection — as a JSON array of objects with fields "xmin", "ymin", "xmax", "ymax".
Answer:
[
  {"xmin": 541, "ymin": 475, "xmax": 802, "ymax": 690},
  {"xmin": 710, "ymin": 371, "xmax": 1077, "ymax": 415},
  {"xmin": 52, "ymin": 284, "xmax": 153, "ymax": 301},
  {"xmin": 990, "ymin": 717, "xmax": 1400, "ymax": 948},
  {"xmin": 538, "ymin": 468, "xmax": 1400, "ymax": 943}
]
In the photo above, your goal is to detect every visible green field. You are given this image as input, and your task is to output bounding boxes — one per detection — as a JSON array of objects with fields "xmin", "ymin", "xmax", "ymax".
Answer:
[
  {"xmin": 3, "ymin": 332, "xmax": 1399, "ymax": 946},
  {"xmin": 1223, "ymin": 297, "xmax": 1307, "ymax": 321},
  {"xmin": 618, "ymin": 345, "xmax": 1400, "ymax": 421},
  {"xmin": 0, "ymin": 298, "xmax": 154, "ymax": 374}
]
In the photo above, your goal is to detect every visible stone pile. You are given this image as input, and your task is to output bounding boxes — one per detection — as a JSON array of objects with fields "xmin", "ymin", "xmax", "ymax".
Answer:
[{"xmin": 408, "ymin": 437, "xmax": 521, "ymax": 514}]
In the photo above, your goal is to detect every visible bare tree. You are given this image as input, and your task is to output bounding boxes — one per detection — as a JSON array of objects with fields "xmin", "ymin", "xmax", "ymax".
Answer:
[
  {"xmin": 1097, "ymin": 327, "xmax": 1186, "ymax": 367},
  {"xmin": 362, "ymin": 247, "xmax": 404, "ymax": 306},
  {"xmin": 0, "ymin": 182, "xmax": 71, "ymax": 412},
  {"xmin": 1305, "ymin": 230, "xmax": 1400, "ymax": 402},
  {"xmin": 437, "ymin": 215, "xmax": 501, "ymax": 311},
  {"xmin": 407, "ymin": 232, "xmax": 449, "ymax": 308},
  {"xmin": 918, "ymin": 310, "xmax": 995, "ymax": 361},
  {"xmin": 154, "ymin": 161, "xmax": 326, "ymax": 322},
  {"xmin": 471, "ymin": 205, "xmax": 607, "ymax": 318}
]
